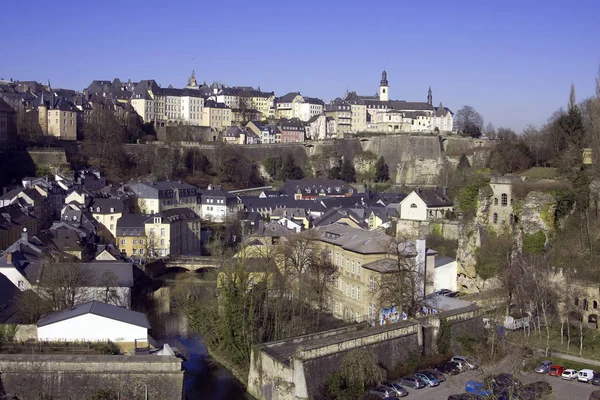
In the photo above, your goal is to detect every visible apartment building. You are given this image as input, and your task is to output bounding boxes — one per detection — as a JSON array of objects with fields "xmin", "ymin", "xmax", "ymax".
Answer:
[
  {"xmin": 201, "ymin": 100, "xmax": 231, "ymax": 131},
  {"xmin": 126, "ymin": 181, "xmax": 198, "ymax": 215}
]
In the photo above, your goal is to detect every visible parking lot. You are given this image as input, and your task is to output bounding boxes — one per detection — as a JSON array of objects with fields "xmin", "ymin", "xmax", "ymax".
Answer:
[{"xmin": 402, "ymin": 368, "xmax": 599, "ymax": 399}]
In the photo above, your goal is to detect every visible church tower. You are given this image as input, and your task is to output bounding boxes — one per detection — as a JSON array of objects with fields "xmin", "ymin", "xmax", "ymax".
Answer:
[
  {"xmin": 379, "ymin": 70, "xmax": 389, "ymax": 101},
  {"xmin": 186, "ymin": 70, "xmax": 198, "ymax": 89},
  {"xmin": 427, "ymin": 86, "xmax": 432, "ymax": 105}
]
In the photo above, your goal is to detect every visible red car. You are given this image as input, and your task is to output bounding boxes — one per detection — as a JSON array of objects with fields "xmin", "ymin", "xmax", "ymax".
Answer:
[{"xmin": 549, "ymin": 365, "xmax": 566, "ymax": 377}]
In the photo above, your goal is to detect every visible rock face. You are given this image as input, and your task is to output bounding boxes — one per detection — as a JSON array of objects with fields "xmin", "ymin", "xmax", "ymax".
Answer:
[{"xmin": 520, "ymin": 191, "xmax": 556, "ymax": 234}]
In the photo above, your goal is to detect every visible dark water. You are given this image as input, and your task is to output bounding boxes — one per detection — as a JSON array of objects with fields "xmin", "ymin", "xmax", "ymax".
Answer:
[
  {"xmin": 177, "ymin": 335, "xmax": 250, "ymax": 400},
  {"xmin": 152, "ymin": 273, "xmax": 252, "ymax": 399}
]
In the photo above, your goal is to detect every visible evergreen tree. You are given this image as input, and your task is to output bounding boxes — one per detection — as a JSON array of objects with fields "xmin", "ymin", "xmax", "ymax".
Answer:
[
  {"xmin": 279, "ymin": 153, "xmax": 304, "ymax": 181},
  {"xmin": 328, "ymin": 166, "xmax": 341, "ymax": 180},
  {"xmin": 340, "ymin": 158, "xmax": 356, "ymax": 183},
  {"xmin": 458, "ymin": 154, "xmax": 471, "ymax": 169},
  {"xmin": 374, "ymin": 156, "xmax": 390, "ymax": 182}
]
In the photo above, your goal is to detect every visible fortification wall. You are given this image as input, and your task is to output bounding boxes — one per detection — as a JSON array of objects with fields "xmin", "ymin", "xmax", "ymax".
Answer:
[{"xmin": 0, "ymin": 354, "xmax": 184, "ymax": 399}]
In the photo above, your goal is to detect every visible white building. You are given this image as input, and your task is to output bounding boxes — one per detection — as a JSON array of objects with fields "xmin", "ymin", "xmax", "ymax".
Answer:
[
  {"xmin": 37, "ymin": 301, "xmax": 150, "ymax": 342},
  {"xmin": 162, "ymin": 88, "xmax": 204, "ymax": 125},
  {"xmin": 433, "ymin": 256, "xmax": 458, "ymax": 292},
  {"xmin": 399, "ymin": 188, "xmax": 453, "ymax": 221},
  {"xmin": 198, "ymin": 189, "xmax": 240, "ymax": 222}
]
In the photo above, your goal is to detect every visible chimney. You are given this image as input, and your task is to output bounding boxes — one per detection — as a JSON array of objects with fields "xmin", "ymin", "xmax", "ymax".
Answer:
[
  {"xmin": 442, "ymin": 186, "xmax": 448, "ymax": 197},
  {"xmin": 6, "ymin": 252, "xmax": 12, "ymax": 264},
  {"xmin": 21, "ymin": 227, "xmax": 28, "ymax": 242},
  {"xmin": 417, "ymin": 186, "xmax": 422, "ymax": 194}
]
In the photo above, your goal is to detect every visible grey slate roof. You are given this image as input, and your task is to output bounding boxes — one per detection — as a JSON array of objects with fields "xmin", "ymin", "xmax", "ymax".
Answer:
[
  {"xmin": 312, "ymin": 224, "xmax": 396, "ymax": 254},
  {"xmin": 414, "ymin": 188, "xmax": 453, "ymax": 207},
  {"xmin": 277, "ymin": 92, "xmax": 301, "ymax": 103},
  {"xmin": 83, "ymin": 262, "xmax": 134, "ymax": 287},
  {"xmin": 0, "ymin": 274, "xmax": 19, "ymax": 323},
  {"xmin": 89, "ymin": 198, "xmax": 125, "ymax": 214},
  {"xmin": 281, "ymin": 179, "xmax": 353, "ymax": 197},
  {"xmin": 37, "ymin": 300, "xmax": 150, "ymax": 328}
]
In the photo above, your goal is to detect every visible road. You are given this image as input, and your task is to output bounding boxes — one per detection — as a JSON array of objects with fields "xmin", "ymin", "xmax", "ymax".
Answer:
[{"xmin": 403, "ymin": 368, "xmax": 599, "ymax": 399}]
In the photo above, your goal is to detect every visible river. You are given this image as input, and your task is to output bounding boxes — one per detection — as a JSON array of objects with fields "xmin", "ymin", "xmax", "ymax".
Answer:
[{"xmin": 149, "ymin": 270, "xmax": 253, "ymax": 400}]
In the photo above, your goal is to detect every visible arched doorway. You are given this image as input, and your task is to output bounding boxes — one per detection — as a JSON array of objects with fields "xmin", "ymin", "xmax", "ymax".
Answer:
[{"xmin": 588, "ymin": 314, "xmax": 598, "ymax": 329}]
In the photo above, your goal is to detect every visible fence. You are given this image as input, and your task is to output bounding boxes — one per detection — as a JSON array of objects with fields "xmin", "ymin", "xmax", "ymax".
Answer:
[{"xmin": 0, "ymin": 340, "xmax": 120, "ymax": 355}]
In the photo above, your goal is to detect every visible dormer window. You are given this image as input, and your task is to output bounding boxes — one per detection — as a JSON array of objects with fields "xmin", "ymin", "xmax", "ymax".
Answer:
[
  {"xmin": 110, "ymin": 207, "xmax": 115, "ymax": 213},
  {"xmin": 410, "ymin": 203, "xmax": 417, "ymax": 208},
  {"xmin": 96, "ymin": 207, "xmax": 101, "ymax": 212}
]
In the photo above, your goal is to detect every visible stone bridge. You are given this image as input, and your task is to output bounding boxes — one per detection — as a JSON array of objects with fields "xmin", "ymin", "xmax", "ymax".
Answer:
[
  {"xmin": 165, "ymin": 255, "xmax": 222, "ymax": 271},
  {"xmin": 248, "ymin": 304, "xmax": 482, "ymax": 400}
]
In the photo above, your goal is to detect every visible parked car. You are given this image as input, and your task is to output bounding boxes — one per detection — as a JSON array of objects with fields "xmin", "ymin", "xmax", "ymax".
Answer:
[
  {"xmin": 579, "ymin": 369, "xmax": 596, "ymax": 383},
  {"xmin": 435, "ymin": 361, "xmax": 462, "ymax": 375},
  {"xmin": 549, "ymin": 365, "xmax": 566, "ymax": 377},
  {"xmin": 397, "ymin": 375, "xmax": 425, "ymax": 389},
  {"xmin": 367, "ymin": 386, "xmax": 398, "ymax": 398},
  {"xmin": 418, "ymin": 368, "xmax": 446, "ymax": 382},
  {"xmin": 465, "ymin": 380, "xmax": 492, "ymax": 396},
  {"xmin": 592, "ymin": 373, "xmax": 600, "ymax": 386},
  {"xmin": 562, "ymin": 369, "xmax": 579, "ymax": 380},
  {"xmin": 534, "ymin": 360, "xmax": 553, "ymax": 374},
  {"xmin": 435, "ymin": 289, "xmax": 453, "ymax": 295},
  {"xmin": 445, "ymin": 291, "xmax": 461, "ymax": 297},
  {"xmin": 448, "ymin": 394, "xmax": 484, "ymax": 400},
  {"xmin": 452, "ymin": 356, "xmax": 480, "ymax": 370},
  {"xmin": 414, "ymin": 371, "xmax": 439, "ymax": 387},
  {"xmin": 519, "ymin": 381, "xmax": 552, "ymax": 400},
  {"xmin": 484, "ymin": 373, "xmax": 522, "ymax": 394},
  {"xmin": 380, "ymin": 380, "xmax": 408, "ymax": 397}
]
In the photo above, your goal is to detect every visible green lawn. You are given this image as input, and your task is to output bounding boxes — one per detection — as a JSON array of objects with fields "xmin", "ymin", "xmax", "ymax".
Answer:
[
  {"xmin": 508, "ymin": 326, "xmax": 600, "ymax": 361},
  {"xmin": 519, "ymin": 167, "xmax": 559, "ymax": 179}
]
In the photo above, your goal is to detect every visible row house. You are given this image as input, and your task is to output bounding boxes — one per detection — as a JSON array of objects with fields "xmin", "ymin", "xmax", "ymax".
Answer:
[
  {"xmin": 126, "ymin": 181, "xmax": 198, "ymax": 215},
  {"xmin": 275, "ymin": 93, "xmax": 324, "ymax": 122}
]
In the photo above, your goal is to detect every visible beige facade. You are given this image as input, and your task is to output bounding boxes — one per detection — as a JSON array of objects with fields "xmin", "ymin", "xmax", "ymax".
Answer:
[
  {"xmin": 350, "ymin": 104, "xmax": 367, "ymax": 132},
  {"xmin": 39, "ymin": 106, "xmax": 77, "ymax": 140},
  {"xmin": 489, "ymin": 175, "xmax": 517, "ymax": 228},
  {"xmin": 202, "ymin": 101, "xmax": 231, "ymax": 131}
]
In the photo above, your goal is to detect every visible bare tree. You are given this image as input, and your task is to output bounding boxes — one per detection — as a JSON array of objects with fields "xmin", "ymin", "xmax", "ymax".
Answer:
[
  {"xmin": 454, "ymin": 105, "xmax": 484, "ymax": 138},
  {"xmin": 100, "ymin": 270, "xmax": 121, "ymax": 305},
  {"xmin": 377, "ymin": 240, "xmax": 428, "ymax": 318},
  {"xmin": 37, "ymin": 260, "xmax": 94, "ymax": 311},
  {"xmin": 14, "ymin": 290, "xmax": 51, "ymax": 324}
]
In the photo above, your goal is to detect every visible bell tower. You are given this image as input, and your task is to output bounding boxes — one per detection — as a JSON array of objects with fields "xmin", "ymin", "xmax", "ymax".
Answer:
[
  {"xmin": 427, "ymin": 86, "xmax": 432, "ymax": 105},
  {"xmin": 379, "ymin": 70, "xmax": 389, "ymax": 101}
]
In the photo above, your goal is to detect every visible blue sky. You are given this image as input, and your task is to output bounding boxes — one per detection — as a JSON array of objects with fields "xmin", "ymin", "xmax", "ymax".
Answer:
[{"xmin": 1, "ymin": 0, "xmax": 599, "ymax": 132}]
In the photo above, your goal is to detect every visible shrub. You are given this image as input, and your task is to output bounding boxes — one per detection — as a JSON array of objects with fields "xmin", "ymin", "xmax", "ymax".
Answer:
[
  {"xmin": 523, "ymin": 231, "xmax": 546, "ymax": 254},
  {"xmin": 437, "ymin": 318, "xmax": 451, "ymax": 354}
]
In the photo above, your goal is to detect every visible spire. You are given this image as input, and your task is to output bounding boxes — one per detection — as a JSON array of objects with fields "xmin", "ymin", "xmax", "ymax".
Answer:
[
  {"xmin": 380, "ymin": 70, "xmax": 388, "ymax": 86},
  {"xmin": 427, "ymin": 86, "xmax": 432, "ymax": 105},
  {"xmin": 186, "ymin": 70, "xmax": 198, "ymax": 89}
]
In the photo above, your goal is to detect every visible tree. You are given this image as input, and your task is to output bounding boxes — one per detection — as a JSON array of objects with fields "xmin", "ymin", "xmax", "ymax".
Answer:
[
  {"xmin": 215, "ymin": 143, "xmax": 260, "ymax": 188},
  {"xmin": 454, "ymin": 106, "xmax": 484, "ymax": 138},
  {"xmin": 496, "ymin": 127, "xmax": 518, "ymax": 140},
  {"xmin": 374, "ymin": 156, "xmax": 390, "ymax": 182},
  {"xmin": 326, "ymin": 349, "xmax": 386, "ymax": 400},
  {"xmin": 279, "ymin": 152, "xmax": 304, "ymax": 181},
  {"xmin": 14, "ymin": 290, "xmax": 51, "ymax": 324},
  {"xmin": 339, "ymin": 158, "xmax": 356, "ymax": 183},
  {"xmin": 377, "ymin": 240, "xmax": 428, "ymax": 318},
  {"xmin": 487, "ymin": 139, "xmax": 534, "ymax": 173},
  {"xmin": 484, "ymin": 122, "xmax": 496, "ymax": 139},
  {"xmin": 100, "ymin": 270, "xmax": 121, "ymax": 305},
  {"xmin": 475, "ymin": 232, "xmax": 513, "ymax": 281},
  {"xmin": 37, "ymin": 261, "xmax": 94, "ymax": 311},
  {"xmin": 458, "ymin": 154, "xmax": 471, "ymax": 169},
  {"xmin": 328, "ymin": 166, "xmax": 341, "ymax": 180},
  {"xmin": 306, "ymin": 249, "xmax": 338, "ymax": 326}
]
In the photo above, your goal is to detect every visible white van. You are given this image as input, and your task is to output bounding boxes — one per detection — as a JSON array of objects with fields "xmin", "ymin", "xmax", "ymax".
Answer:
[{"xmin": 579, "ymin": 369, "xmax": 595, "ymax": 383}]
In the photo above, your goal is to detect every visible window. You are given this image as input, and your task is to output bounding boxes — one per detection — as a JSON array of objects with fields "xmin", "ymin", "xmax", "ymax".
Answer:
[
  {"xmin": 357, "ymin": 287, "xmax": 361, "ymax": 300},
  {"xmin": 493, "ymin": 213, "xmax": 498, "ymax": 224},
  {"xmin": 133, "ymin": 249, "xmax": 137, "ymax": 255},
  {"xmin": 369, "ymin": 277, "xmax": 373, "ymax": 291},
  {"xmin": 110, "ymin": 224, "xmax": 114, "ymax": 231},
  {"xmin": 140, "ymin": 249, "xmax": 144, "ymax": 255},
  {"xmin": 160, "ymin": 239, "xmax": 165, "ymax": 246},
  {"xmin": 584, "ymin": 299, "xmax": 589, "ymax": 311},
  {"xmin": 509, "ymin": 214, "xmax": 514, "ymax": 224},
  {"xmin": 575, "ymin": 298, "xmax": 579, "ymax": 307},
  {"xmin": 373, "ymin": 279, "xmax": 377, "ymax": 291},
  {"xmin": 594, "ymin": 301, "xmax": 598, "ymax": 310},
  {"xmin": 346, "ymin": 258, "xmax": 349, "ymax": 272},
  {"xmin": 18, "ymin": 280, "xmax": 24, "ymax": 288},
  {"xmin": 410, "ymin": 203, "xmax": 417, "ymax": 208},
  {"xmin": 121, "ymin": 239, "xmax": 126, "ymax": 245},
  {"xmin": 494, "ymin": 198, "xmax": 498, "ymax": 205},
  {"xmin": 160, "ymin": 228, "xmax": 165, "ymax": 236},
  {"xmin": 139, "ymin": 239, "xmax": 144, "ymax": 245},
  {"xmin": 357, "ymin": 262, "xmax": 361, "ymax": 276},
  {"xmin": 346, "ymin": 283, "xmax": 349, "ymax": 296},
  {"xmin": 110, "ymin": 215, "xmax": 114, "ymax": 221},
  {"xmin": 133, "ymin": 240, "xmax": 137, "ymax": 245},
  {"xmin": 351, "ymin": 285, "xmax": 355, "ymax": 298},
  {"xmin": 351, "ymin": 260, "xmax": 355, "ymax": 274},
  {"xmin": 501, "ymin": 193, "xmax": 508, "ymax": 206}
]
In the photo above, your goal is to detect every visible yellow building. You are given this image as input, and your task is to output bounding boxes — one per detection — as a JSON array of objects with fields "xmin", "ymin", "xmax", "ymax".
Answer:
[
  {"xmin": 130, "ymin": 80, "xmax": 166, "ymax": 126},
  {"xmin": 90, "ymin": 198, "xmax": 126, "ymax": 243},
  {"xmin": 325, "ymin": 99, "xmax": 352, "ymax": 136},
  {"xmin": 116, "ymin": 214, "xmax": 150, "ymax": 259},
  {"xmin": 143, "ymin": 208, "xmax": 202, "ymax": 258},
  {"xmin": 202, "ymin": 100, "xmax": 232, "ymax": 131},
  {"xmin": 37, "ymin": 93, "xmax": 78, "ymax": 140}
]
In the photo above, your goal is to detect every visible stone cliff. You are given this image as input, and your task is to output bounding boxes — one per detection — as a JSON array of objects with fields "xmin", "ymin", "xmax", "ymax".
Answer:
[{"xmin": 124, "ymin": 134, "xmax": 492, "ymax": 186}]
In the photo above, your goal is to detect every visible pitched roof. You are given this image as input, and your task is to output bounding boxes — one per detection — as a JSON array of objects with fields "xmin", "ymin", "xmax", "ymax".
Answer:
[
  {"xmin": 413, "ymin": 188, "xmax": 453, "ymax": 207},
  {"xmin": 116, "ymin": 214, "xmax": 152, "ymax": 229},
  {"xmin": 277, "ymin": 92, "xmax": 302, "ymax": 103},
  {"xmin": 313, "ymin": 224, "xmax": 396, "ymax": 254},
  {"xmin": 89, "ymin": 198, "xmax": 125, "ymax": 214},
  {"xmin": 37, "ymin": 300, "xmax": 150, "ymax": 328},
  {"xmin": 0, "ymin": 96, "xmax": 15, "ymax": 113},
  {"xmin": 0, "ymin": 274, "xmax": 19, "ymax": 323},
  {"xmin": 390, "ymin": 101, "xmax": 434, "ymax": 112},
  {"xmin": 281, "ymin": 179, "xmax": 353, "ymax": 196}
]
